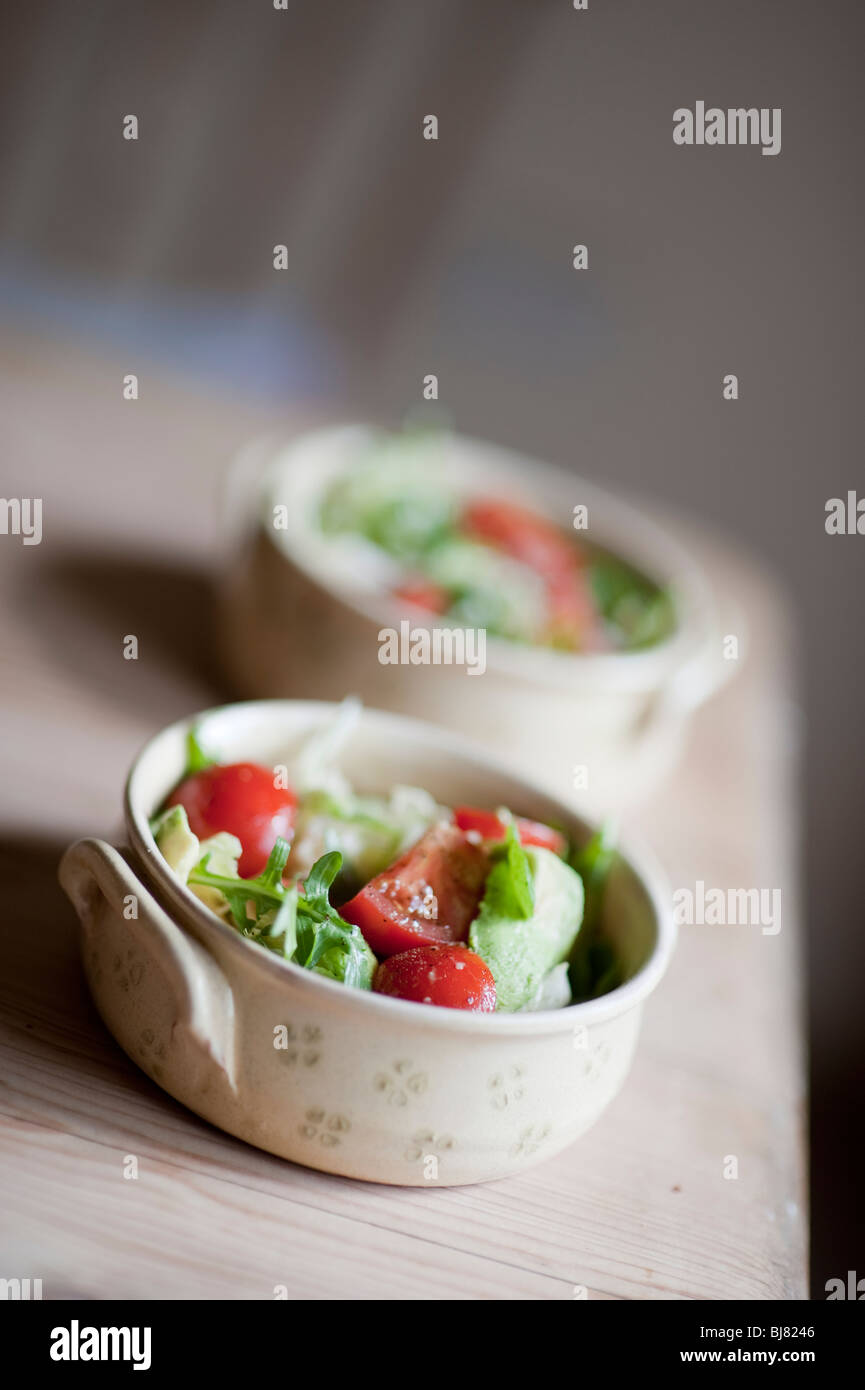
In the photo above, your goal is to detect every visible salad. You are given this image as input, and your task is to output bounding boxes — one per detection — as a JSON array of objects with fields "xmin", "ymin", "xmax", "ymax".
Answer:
[
  {"xmin": 151, "ymin": 704, "xmax": 619, "ymax": 1013},
  {"xmin": 315, "ymin": 431, "xmax": 674, "ymax": 653}
]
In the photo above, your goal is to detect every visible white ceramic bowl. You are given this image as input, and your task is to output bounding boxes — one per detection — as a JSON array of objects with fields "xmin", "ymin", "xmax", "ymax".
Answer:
[
  {"xmin": 59, "ymin": 700, "xmax": 675, "ymax": 1186},
  {"xmin": 217, "ymin": 425, "xmax": 729, "ymax": 815}
]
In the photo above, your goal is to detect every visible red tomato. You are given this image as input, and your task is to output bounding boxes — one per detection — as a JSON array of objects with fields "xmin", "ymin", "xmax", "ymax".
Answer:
[
  {"xmin": 453, "ymin": 806, "xmax": 567, "ymax": 857},
  {"xmin": 392, "ymin": 579, "xmax": 449, "ymax": 614},
  {"xmin": 340, "ymin": 823, "xmax": 488, "ymax": 956},
  {"xmin": 461, "ymin": 498, "xmax": 578, "ymax": 579},
  {"xmin": 513, "ymin": 817, "xmax": 568, "ymax": 856},
  {"xmin": 461, "ymin": 498, "xmax": 603, "ymax": 648},
  {"xmin": 544, "ymin": 567, "xmax": 601, "ymax": 649},
  {"xmin": 373, "ymin": 943, "xmax": 496, "ymax": 1012},
  {"xmin": 166, "ymin": 763, "xmax": 297, "ymax": 878}
]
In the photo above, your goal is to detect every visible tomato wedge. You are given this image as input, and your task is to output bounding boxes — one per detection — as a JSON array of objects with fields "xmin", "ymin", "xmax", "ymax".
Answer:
[
  {"xmin": 340, "ymin": 823, "xmax": 489, "ymax": 956},
  {"xmin": 461, "ymin": 497, "xmax": 603, "ymax": 648},
  {"xmin": 392, "ymin": 579, "xmax": 450, "ymax": 614},
  {"xmin": 461, "ymin": 498, "xmax": 577, "ymax": 579},
  {"xmin": 166, "ymin": 763, "xmax": 297, "ymax": 878},
  {"xmin": 543, "ymin": 567, "xmax": 603, "ymax": 650},
  {"xmin": 373, "ymin": 943, "xmax": 496, "ymax": 1011},
  {"xmin": 453, "ymin": 806, "xmax": 567, "ymax": 857}
]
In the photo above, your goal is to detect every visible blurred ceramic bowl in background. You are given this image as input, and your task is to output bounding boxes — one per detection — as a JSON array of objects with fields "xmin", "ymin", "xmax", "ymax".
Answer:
[{"xmin": 218, "ymin": 425, "xmax": 732, "ymax": 814}]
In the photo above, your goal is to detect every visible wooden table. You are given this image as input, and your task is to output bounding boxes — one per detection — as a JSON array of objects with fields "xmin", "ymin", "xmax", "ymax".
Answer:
[{"xmin": 0, "ymin": 332, "xmax": 806, "ymax": 1299}]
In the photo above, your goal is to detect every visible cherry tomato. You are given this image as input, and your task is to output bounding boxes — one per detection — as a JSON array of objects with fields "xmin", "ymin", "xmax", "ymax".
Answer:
[
  {"xmin": 392, "ymin": 579, "xmax": 450, "ymax": 614},
  {"xmin": 373, "ymin": 943, "xmax": 496, "ymax": 1012},
  {"xmin": 166, "ymin": 763, "xmax": 297, "ymax": 878},
  {"xmin": 461, "ymin": 498, "xmax": 578, "ymax": 579},
  {"xmin": 453, "ymin": 806, "xmax": 567, "ymax": 857},
  {"xmin": 340, "ymin": 823, "xmax": 488, "ymax": 956}
]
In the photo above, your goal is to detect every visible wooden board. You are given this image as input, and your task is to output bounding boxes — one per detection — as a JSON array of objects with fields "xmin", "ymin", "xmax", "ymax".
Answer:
[{"xmin": 0, "ymin": 335, "xmax": 806, "ymax": 1299}]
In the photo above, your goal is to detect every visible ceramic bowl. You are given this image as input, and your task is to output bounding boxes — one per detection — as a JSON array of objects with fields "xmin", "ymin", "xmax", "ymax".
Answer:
[
  {"xmin": 217, "ymin": 425, "xmax": 730, "ymax": 814},
  {"xmin": 59, "ymin": 700, "xmax": 675, "ymax": 1186}
]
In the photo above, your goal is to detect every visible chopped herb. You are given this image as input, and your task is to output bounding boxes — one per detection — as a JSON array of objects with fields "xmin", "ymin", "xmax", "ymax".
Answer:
[{"xmin": 189, "ymin": 841, "xmax": 373, "ymax": 988}]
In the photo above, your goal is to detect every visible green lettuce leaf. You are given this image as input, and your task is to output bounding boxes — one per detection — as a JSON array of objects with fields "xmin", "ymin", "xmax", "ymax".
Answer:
[
  {"xmin": 188, "ymin": 842, "xmax": 374, "ymax": 988},
  {"xmin": 568, "ymin": 825, "xmax": 621, "ymax": 998},
  {"xmin": 184, "ymin": 725, "xmax": 215, "ymax": 774},
  {"xmin": 479, "ymin": 819, "xmax": 534, "ymax": 921}
]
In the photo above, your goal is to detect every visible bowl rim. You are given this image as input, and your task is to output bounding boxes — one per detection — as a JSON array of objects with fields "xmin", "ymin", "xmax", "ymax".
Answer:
[
  {"xmin": 124, "ymin": 698, "xmax": 677, "ymax": 1036},
  {"xmin": 248, "ymin": 423, "xmax": 717, "ymax": 695}
]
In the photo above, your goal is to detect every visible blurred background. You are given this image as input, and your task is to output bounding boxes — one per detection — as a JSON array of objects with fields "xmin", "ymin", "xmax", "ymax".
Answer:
[{"xmin": 1, "ymin": 0, "xmax": 862, "ymax": 1293}]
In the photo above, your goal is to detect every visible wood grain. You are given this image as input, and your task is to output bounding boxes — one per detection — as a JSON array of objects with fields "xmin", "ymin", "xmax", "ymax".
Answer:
[{"xmin": 0, "ymin": 336, "xmax": 806, "ymax": 1299}]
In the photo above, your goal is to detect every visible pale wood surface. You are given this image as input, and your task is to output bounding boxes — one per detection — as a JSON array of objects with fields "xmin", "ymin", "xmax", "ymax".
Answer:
[{"xmin": 0, "ymin": 333, "xmax": 806, "ymax": 1299}]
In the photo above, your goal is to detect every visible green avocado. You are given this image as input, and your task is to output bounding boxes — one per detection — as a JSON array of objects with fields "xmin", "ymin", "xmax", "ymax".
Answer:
[
  {"xmin": 469, "ymin": 846, "xmax": 584, "ymax": 1011},
  {"xmin": 151, "ymin": 804, "xmax": 200, "ymax": 881}
]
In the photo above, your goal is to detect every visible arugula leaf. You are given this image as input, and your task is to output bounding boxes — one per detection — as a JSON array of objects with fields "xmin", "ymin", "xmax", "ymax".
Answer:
[
  {"xmin": 479, "ymin": 819, "xmax": 534, "ymax": 921},
  {"xmin": 299, "ymin": 850, "xmax": 342, "ymax": 913},
  {"xmin": 304, "ymin": 919, "xmax": 354, "ymax": 973},
  {"xmin": 294, "ymin": 852, "xmax": 376, "ymax": 989},
  {"xmin": 189, "ymin": 837, "xmax": 291, "ymax": 933},
  {"xmin": 185, "ymin": 726, "xmax": 215, "ymax": 774},
  {"xmin": 188, "ymin": 842, "xmax": 374, "ymax": 988},
  {"xmin": 258, "ymin": 837, "xmax": 291, "ymax": 891}
]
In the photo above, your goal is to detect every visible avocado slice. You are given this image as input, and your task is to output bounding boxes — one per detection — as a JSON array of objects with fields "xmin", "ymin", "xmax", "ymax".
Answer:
[
  {"xmin": 152, "ymin": 805, "xmax": 246, "ymax": 919},
  {"xmin": 469, "ymin": 846, "xmax": 584, "ymax": 1011},
  {"xmin": 151, "ymin": 804, "xmax": 200, "ymax": 881}
]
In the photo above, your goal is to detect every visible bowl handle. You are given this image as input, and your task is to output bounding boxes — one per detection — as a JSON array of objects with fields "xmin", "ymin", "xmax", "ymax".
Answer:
[
  {"xmin": 59, "ymin": 838, "xmax": 237, "ymax": 1094},
  {"xmin": 220, "ymin": 433, "xmax": 282, "ymax": 553},
  {"xmin": 658, "ymin": 593, "xmax": 747, "ymax": 719}
]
